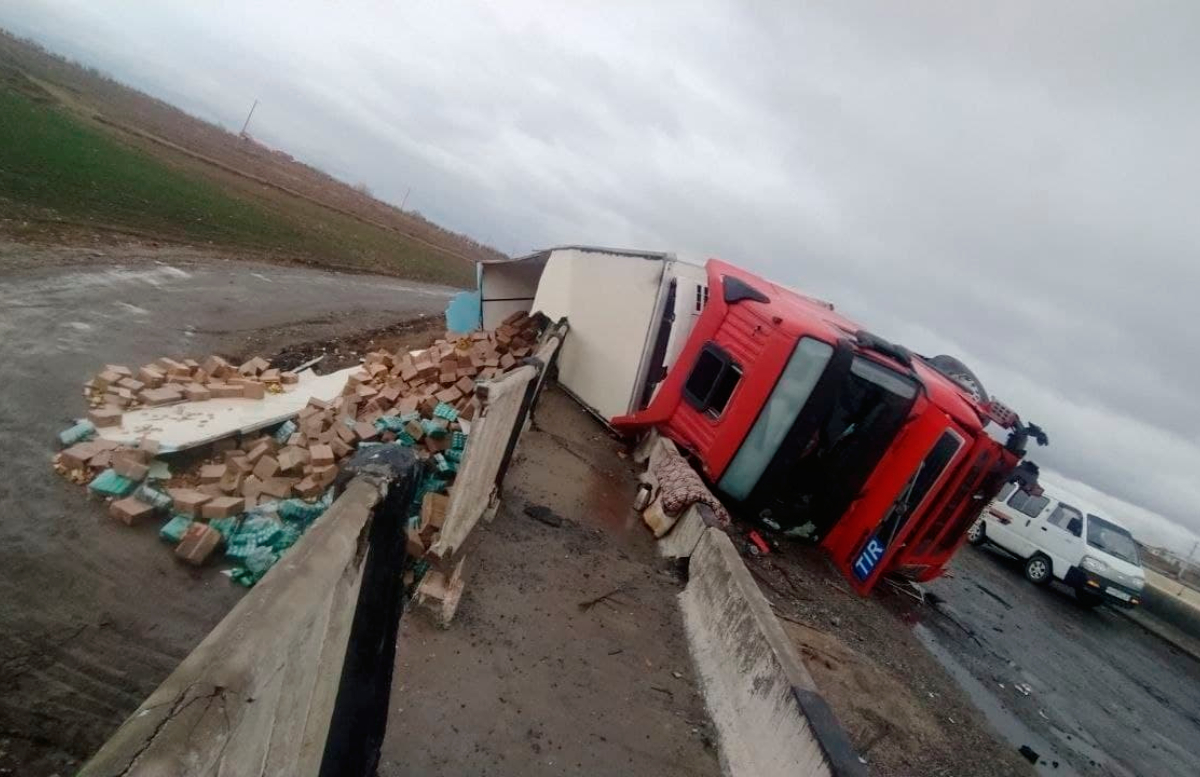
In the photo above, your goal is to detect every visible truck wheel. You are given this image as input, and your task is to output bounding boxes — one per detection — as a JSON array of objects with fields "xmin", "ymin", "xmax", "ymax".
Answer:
[
  {"xmin": 1024, "ymin": 554, "xmax": 1052, "ymax": 585},
  {"xmin": 966, "ymin": 521, "xmax": 986, "ymax": 546}
]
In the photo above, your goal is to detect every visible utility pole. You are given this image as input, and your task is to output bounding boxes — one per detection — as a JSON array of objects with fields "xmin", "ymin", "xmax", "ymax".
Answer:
[
  {"xmin": 239, "ymin": 98, "xmax": 259, "ymax": 137},
  {"xmin": 400, "ymin": 187, "xmax": 411, "ymax": 211}
]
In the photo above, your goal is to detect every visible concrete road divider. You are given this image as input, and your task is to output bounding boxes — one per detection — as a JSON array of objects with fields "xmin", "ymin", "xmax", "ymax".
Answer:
[
  {"xmin": 679, "ymin": 527, "xmax": 866, "ymax": 777},
  {"xmin": 79, "ymin": 450, "xmax": 421, "ymax": 777}
]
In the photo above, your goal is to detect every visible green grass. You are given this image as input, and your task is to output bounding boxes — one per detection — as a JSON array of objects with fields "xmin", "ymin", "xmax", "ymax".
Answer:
[{"xmin": 0, "ymin": 87, "xmax": 473, "ymax": 285}]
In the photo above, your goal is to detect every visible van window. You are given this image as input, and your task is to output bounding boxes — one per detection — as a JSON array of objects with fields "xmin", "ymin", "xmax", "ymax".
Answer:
[
  {"xmin": 1008, "ymin": 488, "xmax": 1048, "ymax": 517},
  {"xmin": 683, "ymin": 343, "xmax": 741, "ymax": 417},
  {"xmin": 1087, "ymin": 515, "xmax": 1140, "ymax": 565},
  {"xmin": 1046, "ymin": 503, "xmax": 1082, "ymax": 531},
  {"xmin": 996, "ymin": 482, "xmax": 1017, "ymax": 503},
  {"xmin": 1021, "ymin": 495, "xmax": 1049, "ymax": 517}
]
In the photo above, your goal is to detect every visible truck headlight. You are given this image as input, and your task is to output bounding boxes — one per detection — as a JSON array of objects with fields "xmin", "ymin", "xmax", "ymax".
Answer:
[
  {"xmin": 1130, "ymin": 576, "xmax": 1145, "ymax": 591},
  {"xmin": 1081, "ymin": 556, "xmax": 1109, "ymax": 574}
]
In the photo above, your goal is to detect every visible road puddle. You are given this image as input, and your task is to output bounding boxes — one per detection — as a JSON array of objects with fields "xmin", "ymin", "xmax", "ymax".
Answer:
[{"xmin": 913, "ymin": 624, "xmax": 1081, "ymax": 776}]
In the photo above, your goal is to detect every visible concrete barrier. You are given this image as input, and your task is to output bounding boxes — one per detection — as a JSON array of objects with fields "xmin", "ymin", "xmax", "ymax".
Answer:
[
  {"xmin": 80, "ymin": 447, "xmax": 420, "ymax": 777},
  {"xmin": 1142, "ymin": 571, "xmax": 1200, "ymax": 641},
  {"xmin": 427, "ymin": 325, "xmax": 565, "ymax": 571},
  {"xmin": 679, "ymin": 528, "xmax": 866, "ymax": 777}
]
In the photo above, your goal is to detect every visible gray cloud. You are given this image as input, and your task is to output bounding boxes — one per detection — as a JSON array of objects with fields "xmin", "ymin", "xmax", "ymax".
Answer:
[{"xmin": 5, "ymin": 1, "xmax": 1198, "ymax": 551}]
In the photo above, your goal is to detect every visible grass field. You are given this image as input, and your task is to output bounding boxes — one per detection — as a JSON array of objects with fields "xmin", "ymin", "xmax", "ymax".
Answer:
[{"xmin": 0, "ymin": 86, "xmax": 475, "ymax": 286}]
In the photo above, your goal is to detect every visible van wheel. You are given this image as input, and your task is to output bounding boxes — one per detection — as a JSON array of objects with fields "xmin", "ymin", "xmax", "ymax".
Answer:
[
  {"xmin": 966, "ymin": 521, "xmax": 986, "ymax": 546},
  {"xmin": 1024, "ymin": 554, "xmax": 1052, "ymax": 585}
]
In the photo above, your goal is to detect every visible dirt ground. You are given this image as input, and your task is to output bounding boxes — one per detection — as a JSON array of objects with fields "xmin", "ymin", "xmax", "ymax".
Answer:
[
  {"xmin": 737, "ymin": 539, "xmax": 1037, "ymax": 777},
  {"xmin": 0, "ymin": 241, "xmax": 450, "ymax": 776},
  {"xmin": 379, "ymin": 389, "xmax": 720, "ymax": 777}
]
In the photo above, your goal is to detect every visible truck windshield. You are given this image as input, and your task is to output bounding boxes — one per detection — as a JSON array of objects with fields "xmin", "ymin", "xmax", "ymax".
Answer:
[
  {"xmin": 1087, "ymin": 515, "xmax": 1140, "ymax": 565},
  {"xmin": 725, "ymin": 338, "xmax": 919, "ymax": 537}
]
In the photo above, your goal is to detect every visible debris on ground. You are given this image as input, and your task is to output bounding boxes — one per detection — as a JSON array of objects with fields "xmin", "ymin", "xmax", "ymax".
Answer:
[
  {"xmin": 523, "ymin": 503, "xmax": 564, "ymax": 528},
  {"xmin": 50, "ymin": 310, "xmax": 545, "ymax": 588}
]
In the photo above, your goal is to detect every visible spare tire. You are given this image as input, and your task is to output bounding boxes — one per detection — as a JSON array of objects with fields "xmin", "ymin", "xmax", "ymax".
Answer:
[{"xmin": 926, "ymin": 354, "xmax": 988, "ymax": 402}]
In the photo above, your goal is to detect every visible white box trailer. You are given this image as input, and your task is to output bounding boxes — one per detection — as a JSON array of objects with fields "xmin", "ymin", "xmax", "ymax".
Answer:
[{"xmin": 463, "ymin": 246, "xmax": 708, "ymax": 422}]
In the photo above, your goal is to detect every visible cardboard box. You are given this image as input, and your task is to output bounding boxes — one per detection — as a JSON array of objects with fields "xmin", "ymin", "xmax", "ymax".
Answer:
[
  {"xmin": 312, "ymin": 464, "xmax": 338, "ymax": 487},
  {"xmin": 405, "ymin": 527, "xmax": 426, "ymax": 558},
  {"xmin": 184, "ymin": 383, "xmax": 212, "ymax": 401},
  {"xmin": 259, "ymin": 477, "xmax": 297, "ymax": 499},
  {"xmin": 88, "ymin": 407, "xmax": 122, "ymax": 428},
  {"xmin": 201, "ymin": 495, "xmax": 245, "ymax": 520},
  {"xmin": 419, "ymin": 492, "xmax": 449, "ymax": 539},
  {"xmin": 330, "ymin": 438, "xmax": 353, "ymax": 459},
  {"xmin": 208, "ymin": 383, "xmax": 244, "ymax": 399},
  {"xmin": 219, "ymin": 468, "xmax": 245, "ymax": 494},
  {"xmin": 294, "ymin": 477, "xmax": 323, "ymax": 499},
  {"xmin": 242, "ymin": 475, "xmax": 264, "ymax": 501},
  {"xmin": 110, "ymin": 496, "xmax": 154, "ymax": 525},
  {"xmin": 169, "ymin": 489, "xmax": 212, "ymax": 517},
  {"xmin": 176, "ymin": 523, "xmax": 221, "ymax": 566},
  {"xmin": 137, "ymin": 365, "xmax": 166, "ymax": 387},
  {"xmin": 140, "ymin": 386, "xmax": 184, "ymax": 406},
  {"xmin": 309, "ymin": 444, "xmax": 334, "ymax": 466},
  {"xmin": 252, "ymin": 454, "xmax": 280, "ymax": 481},
  {"xmin": 60, "ymin": 442, "xmax": 102, "ymax": 470},
  {"xmin": 277, "ymin": 446, "xmax": 309, "ymax": 473},
  {"xmin": 111, "ymin": 451, "xmax": 149, "ymax": 481}
]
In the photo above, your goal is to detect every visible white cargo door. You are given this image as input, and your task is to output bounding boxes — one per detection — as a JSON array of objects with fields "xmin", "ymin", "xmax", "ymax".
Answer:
[{"xmin": 531, "ymin": 249, "xmax": 665, "ymax": 420}]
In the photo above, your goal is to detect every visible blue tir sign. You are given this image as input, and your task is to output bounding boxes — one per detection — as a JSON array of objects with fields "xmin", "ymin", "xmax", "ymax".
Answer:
[{"xmin": 853, "ymin": 536, "xmax": 886, "ymax": 581}]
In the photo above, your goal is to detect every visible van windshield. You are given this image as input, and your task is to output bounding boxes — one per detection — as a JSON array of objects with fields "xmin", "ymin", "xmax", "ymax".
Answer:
[{"xmin": 1086, "ymin": 515, "xmax": 1140, "ymax": 566}]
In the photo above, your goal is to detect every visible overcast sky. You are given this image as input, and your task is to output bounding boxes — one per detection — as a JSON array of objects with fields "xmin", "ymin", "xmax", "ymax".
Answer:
[{"xmin": 5, "ymin": 2, "xmax": 1199, "ymax": 553}]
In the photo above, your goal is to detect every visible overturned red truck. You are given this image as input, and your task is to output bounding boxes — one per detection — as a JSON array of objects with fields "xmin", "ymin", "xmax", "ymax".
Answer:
[{"xmin": 465, "ymin": 247, "xmax": 1047, "ymax": 593}]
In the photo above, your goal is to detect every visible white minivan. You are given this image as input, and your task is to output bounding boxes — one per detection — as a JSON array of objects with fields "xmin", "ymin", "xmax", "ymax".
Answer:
[{"xmin": 967, "ymin": 483, "xmax": 1145, "ymax": 608}]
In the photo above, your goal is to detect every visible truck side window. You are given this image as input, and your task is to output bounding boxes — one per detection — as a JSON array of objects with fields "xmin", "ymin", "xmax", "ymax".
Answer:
[
  {"xmin": 1007, "ymin": 489, "xmax": 1030, "ymax": 511},
  {"xmin": 683, "ymin": 343, "xmax": 741, "ymax": 417},
  {"xmin": 996, "ymin": 482, "xmax": 1017, "ymax": 503}
]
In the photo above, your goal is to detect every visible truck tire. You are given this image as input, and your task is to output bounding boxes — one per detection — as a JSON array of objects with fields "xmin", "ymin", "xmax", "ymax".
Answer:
[
  {"xmin": 1024, "ymin": 554, "xmax": 1052, "ymax": 585},
  {"xmin": 966, "ymin": 521, "xmax": 986, "ymax": 546}
]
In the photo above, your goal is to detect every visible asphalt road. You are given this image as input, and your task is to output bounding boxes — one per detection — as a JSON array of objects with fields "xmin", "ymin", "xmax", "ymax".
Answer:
[
  {"xmin": 0, "ymin": 245, "xmax": 455, "ymax": 775},
  {"xmin": 922, "ymin": 541, "xmax": 1200, "ymax": 777}
]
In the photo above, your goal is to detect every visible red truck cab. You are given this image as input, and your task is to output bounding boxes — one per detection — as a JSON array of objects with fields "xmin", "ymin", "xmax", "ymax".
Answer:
[{"xmin": 614, "ymin": 259, "xmax": 1044, "ymax": 593}]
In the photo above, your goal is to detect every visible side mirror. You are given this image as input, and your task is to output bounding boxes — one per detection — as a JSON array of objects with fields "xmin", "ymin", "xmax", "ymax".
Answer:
[{"xmin": 1067, "ymin": 517, "xmax": 1082, "ymax": 537}]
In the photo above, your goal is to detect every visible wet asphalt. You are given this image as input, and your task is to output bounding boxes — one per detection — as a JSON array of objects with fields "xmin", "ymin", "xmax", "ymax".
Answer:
[
  {"xmin": 0, "ymin": 250, "xmax": 455, "ymax": 774},
  {"xmin": 923, "ymin": 542, "xmax": 1200, "ymax": 777}
]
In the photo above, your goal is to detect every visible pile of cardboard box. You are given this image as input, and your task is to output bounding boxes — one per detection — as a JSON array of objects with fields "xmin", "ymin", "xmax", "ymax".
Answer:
[
  {"xmin": 80, "ymin": 355, "xmax": 300, "ymax": 429},
  {"xmin": 52, "ymin": 311, "xmax": 544, "ymax": 576}
]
